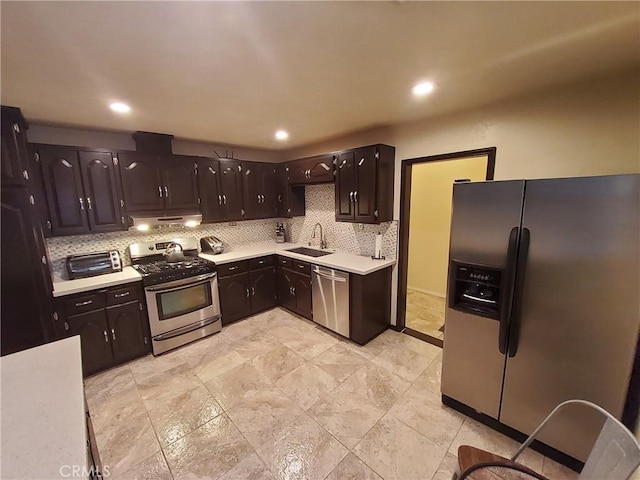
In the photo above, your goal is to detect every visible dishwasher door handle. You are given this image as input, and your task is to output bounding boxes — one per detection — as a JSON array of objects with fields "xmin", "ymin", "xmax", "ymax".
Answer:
[{"xmin": 315, "ymin": 271, "xmax": 347, "ymax": 283}]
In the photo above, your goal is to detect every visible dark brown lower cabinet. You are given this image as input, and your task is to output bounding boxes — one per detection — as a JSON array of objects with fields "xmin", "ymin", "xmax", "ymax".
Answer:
[
  {"xmin": 67, "ymin": 310, "xmax": 112, "ymax": 374},
  {"xmin": 107, "ymin": 300, "xmax": 149, "ymax": 362},
  {"xmin": 218, "ymin": 257, "xmax": 278, "ymax": 325},
  {"xmin": 54, "ymin": 282, "xmax": 150, "ymax": 376},
  {"xmin": 350, "ymin": 266, "xmax": 392, "ymax": 345},
  {"xmin": 218, "ymin": 272, "xmax": 251, "ymax": 326},
  {"xmin": 249, "ymin": 267, "xmax": 277, "ymax": 314},
  {"xmin": 276, "ymin": 260, "xmax": 312, "ymax": 320}
]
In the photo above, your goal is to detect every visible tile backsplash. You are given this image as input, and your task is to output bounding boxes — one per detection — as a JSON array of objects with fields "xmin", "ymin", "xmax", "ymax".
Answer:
[{"xmin": 46, "ymin": 183, "xmax": 397, "ymax": 280}]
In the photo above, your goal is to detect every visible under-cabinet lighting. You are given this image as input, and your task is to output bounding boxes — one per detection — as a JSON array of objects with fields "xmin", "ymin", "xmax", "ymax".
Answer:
[
  {"xmin": 184, "ymin": 220, "xmax": 199, "ymax": 228},
  {"xmin": 136, "ymin": 224, "xmax": 150, "ymax": 232}
]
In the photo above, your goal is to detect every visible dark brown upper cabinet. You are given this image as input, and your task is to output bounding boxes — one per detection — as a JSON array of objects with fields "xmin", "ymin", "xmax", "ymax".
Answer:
[
  {"xmin": 287, "ymin": 154, "xmax": 334, "ymax": 185},
  {"xmin": 197, "ymin": 158, "xmax": 244, "ymax": 222},
  {"xmin": 118, "ymin": 152, "xmax": 199, "ymax": 215},
  {"xmin": 79, "ymin": 151, "xmax": 126, "ymax": 232},
  {"xmin": 276, "ymin": 164, "xmax": 305, "ymax": 218},
  {"xmin": 242, "ymin": 162, "xmax": 277, "ymax": 219},
  {"xmin": 1, "ymin": 106, "xmax": 30, "ymax": 187},
  {"xmin": 39, "ymin": 145, "xmax": 125, "ymax": 236},
  {"xmin": 334, "ymin": 144, "xmax": 395, "ymax": 224}
]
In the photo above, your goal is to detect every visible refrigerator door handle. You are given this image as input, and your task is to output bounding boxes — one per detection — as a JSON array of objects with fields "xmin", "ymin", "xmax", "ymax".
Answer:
[
  {"xmin": 499, "ymin": 227, "xmax": 520, "ymax": 354},
  {"xmin": 508, "ymin": 227, "xmax": 530, "ymax": 357}
]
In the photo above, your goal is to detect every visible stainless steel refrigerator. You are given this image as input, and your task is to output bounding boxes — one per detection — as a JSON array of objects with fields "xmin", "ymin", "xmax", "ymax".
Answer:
[{"xmin": 441, "ymin": 174, "xmax": 639, "ymax": 464}]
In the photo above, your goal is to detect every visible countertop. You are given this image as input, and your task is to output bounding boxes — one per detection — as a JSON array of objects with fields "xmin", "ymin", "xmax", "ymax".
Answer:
[
  {"xmin": 200, "ymin": 242, "xmax": 396, "ymax": 275},
  {"xmin": 51, "ymin": 244, "xmax": 395, "ymax": 297},
  {"xmin": 52, "ymin": 266, "xmax": 142, "ymax": 297},
  {"xmin": 0, "ymin": 337, "xmax": 87, "ymax": 479}
]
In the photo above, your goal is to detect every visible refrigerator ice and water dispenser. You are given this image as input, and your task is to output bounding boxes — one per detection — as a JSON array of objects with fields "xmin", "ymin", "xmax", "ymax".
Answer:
[{"xmin": 449, "ymin": 262, "xmax": 503, "ymax": 319}]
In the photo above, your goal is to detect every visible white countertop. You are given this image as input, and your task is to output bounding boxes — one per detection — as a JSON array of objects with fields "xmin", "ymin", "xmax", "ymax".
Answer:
[
  {"xmin": 200, "ymin": 242, "xmax": 396, "ymax": 275},
  {"xmin": 52, "ymin": 267, "xmax": 142, "ymax": 297},
  {"xmin": 0, "ymin": 337, "xmax": 87, "ymax": 479}
]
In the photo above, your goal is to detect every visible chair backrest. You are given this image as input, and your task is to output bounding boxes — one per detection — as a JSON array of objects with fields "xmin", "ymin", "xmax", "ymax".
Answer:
[
  {"xmin": 579, "ymin": 416, "xmax": 640, "ymax": 480},
  {"xmin": 511, "ymin": 400, "xmax": 639, "ymax": 480}
]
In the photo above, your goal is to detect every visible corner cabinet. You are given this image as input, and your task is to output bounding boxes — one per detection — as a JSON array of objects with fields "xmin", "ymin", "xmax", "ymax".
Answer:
[
  {"xmin": 335, "ymin": 144, "xmax": 395, "ymax": 224},
  {"xmin": 276, "ymin": 164, "xmax": 305, "ymax": 218},
  {"xmin": 53, "ymin": 282, "xmax": 150, "ymax": 376}
]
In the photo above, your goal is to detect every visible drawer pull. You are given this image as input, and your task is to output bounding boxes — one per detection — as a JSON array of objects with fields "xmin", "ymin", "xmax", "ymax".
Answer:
[
  {"xmin": 281, "ymin": 260, "xmax": 287, "ymax": 264},
  {"xmin": 298, "ymin": 265, "xmax": 305, "ymax": 269},
  {"xmin": 114, "ymin": 292, "xmax": 130, "ymax": 298},
  {"xmin": 229, "ymin": 266, "xmax": 238, "ymax": 271},
  {"xmin": 75, "ymin": 300, "xmax": 93, "ymax": 307},
  {"xmin": 258, "ymin": 260, "xmax": 264, "ymax": 264}
]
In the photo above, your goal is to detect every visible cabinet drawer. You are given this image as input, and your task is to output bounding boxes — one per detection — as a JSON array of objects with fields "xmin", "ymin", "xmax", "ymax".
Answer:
[
  {"xmin": 63, "ymin": 292, "xmax": 106, "ymax": 315},
  {"xmin": 277, "ymin": 256, "xmax": 292, "ymax": 269},
  {"xmin": 249, "ymin": 256, "xmax": 274, "ymax": 270},
  {"xmin": 292, "ymin": 260, "xmax": 311, "ymax": 276},
  {"xmin": 106, "ymin": 285, "xmax": 140, "ymax": 306},
  {"xmin": 218, "ymin": 260, "xmax": 248, "ymax": 277}
]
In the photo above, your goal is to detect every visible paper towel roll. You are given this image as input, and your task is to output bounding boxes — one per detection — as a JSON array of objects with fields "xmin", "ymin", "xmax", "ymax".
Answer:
[{"xmin": 375, "ymin": 233, "xmax": 382, "ymax": 258}]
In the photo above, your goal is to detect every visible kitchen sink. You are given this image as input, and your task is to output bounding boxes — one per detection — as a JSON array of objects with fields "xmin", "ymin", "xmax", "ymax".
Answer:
[{"xmin": 286, "ymin": 247, "xmax": 333, "ymax": 258}]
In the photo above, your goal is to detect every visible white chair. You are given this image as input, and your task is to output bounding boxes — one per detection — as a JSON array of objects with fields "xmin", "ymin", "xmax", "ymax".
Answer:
[{"xmin": 456, "ymin": 399, "xmax": 640, "ymax": 480}]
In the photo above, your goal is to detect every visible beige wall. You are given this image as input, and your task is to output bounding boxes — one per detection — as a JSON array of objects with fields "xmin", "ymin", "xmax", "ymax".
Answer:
[
  {"xmin": 407, "ymin": 156, "xmax": 488, "ymax": 296},
  {"xmin": 26, "ymin": 125, "xmax": 284, "ymax": 162},
  {"xmin": 284, "ymin": 67, "xmax": 640, "ymax": 324}
]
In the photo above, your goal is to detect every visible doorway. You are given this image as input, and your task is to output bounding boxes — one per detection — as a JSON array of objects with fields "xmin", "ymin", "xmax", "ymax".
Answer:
[{"xmin": 397, "ymin": 148, "xmax": 496, "ymax": 347}]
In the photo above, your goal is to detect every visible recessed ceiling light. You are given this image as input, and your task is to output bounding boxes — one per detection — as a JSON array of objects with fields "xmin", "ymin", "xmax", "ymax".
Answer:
[
  {"xmin": 412, "ymin": 81, "xmax": 435, "ymax": 97},
  {"xmin": 109, "ymin": 102, "xmax": 131, "ymax": 113},
  {"xmin": 275, "ymin": 130, "xmax": 289, "ymax": 141}
]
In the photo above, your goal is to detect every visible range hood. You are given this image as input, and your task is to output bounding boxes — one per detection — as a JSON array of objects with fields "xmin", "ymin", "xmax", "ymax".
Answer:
[{"xmin": 129, "ymin": 214, "xmax": 202, "ymax": 232}]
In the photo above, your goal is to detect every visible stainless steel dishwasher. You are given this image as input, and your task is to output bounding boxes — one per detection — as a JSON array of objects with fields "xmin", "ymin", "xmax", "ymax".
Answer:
[{"xmin": 312, "ymin": 265, "xmax": 350, "ymax": 337}]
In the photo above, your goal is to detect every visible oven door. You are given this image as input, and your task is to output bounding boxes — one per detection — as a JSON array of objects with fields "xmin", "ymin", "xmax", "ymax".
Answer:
[{"xmin": 145, "ymin": 272, "xmax": 221, "ymax": 337}]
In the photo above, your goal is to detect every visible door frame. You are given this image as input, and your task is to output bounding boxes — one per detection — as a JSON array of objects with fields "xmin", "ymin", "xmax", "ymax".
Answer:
[{"xmin": 396, "ymin": 147, "xmax": 497, "ymax": 347}]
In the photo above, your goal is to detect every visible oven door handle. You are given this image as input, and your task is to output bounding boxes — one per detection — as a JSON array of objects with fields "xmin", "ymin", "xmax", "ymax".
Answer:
[
  {"xmin": 145, "ymin": 272, "xmax": 217, "ymax": 292},
  {"xmin": 153, "ymin": 316, "xmax": 221, "ymax": 341}
]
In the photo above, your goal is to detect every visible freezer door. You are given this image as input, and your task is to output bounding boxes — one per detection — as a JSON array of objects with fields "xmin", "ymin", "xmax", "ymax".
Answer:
[
  {"xmin": 441, "ymin": 180, "xmax": 525, "ymax": 419},
  {"xmin": 499, "ymin": 174, "xmax": 640, "ymax": 462}
]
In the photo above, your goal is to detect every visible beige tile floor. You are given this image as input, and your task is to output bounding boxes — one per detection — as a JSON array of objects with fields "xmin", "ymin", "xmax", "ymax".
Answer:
[
  {"xmin": 85, "ymin": 307, "xmax": 578, "ymax": 480},
  {"xmin": 405, "ymin": 290, "xmax": 446, "ymax": 340}
]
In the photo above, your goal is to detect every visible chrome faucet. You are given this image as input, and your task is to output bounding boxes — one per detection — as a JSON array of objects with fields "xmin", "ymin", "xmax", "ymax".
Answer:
[{"xmin": 311, "ymin": 222, "xmax": 327, "ymax": 249}]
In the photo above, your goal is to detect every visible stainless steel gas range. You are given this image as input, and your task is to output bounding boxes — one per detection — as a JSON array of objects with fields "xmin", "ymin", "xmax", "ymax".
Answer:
[{"xmin": 130, "ymin": 238, "xmax": 221, "ymax": 355}]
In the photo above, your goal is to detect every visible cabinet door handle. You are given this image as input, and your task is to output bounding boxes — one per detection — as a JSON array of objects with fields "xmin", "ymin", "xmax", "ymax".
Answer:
[
  {"xmin": 114, "ymin": 292, "xmax": 130, "ymax": 298},
  {"xmin": 79, "ymin": 197, "xmax": 85, "ymax": 210},
  {"xmin": 158, "ymin": 186, "xmax": 163, "ymax": 197},
  {"xmin": 75, "ymin": 300, "xmax": 93, "ymax": 307},
  {"xmin": 218, "ymin": 195, "xmax": 222, "ymax": 205},
  {"xmin": 354, "ymin": 191, "xmax": 358, "ymax": 202},
  {"xmin": 257, "ymin": 194, "xmax": 260, "ymax": 203},
  {"xmin": 86, "ymin": 197, "xmax": 92, "ymax": 210},
  {"xmin": 251, "ymin": 287, "xmax": 255, "ymax": 296},
  {"xmin": 164, "ymin": 186, "xmax": 169, "ymax": 197},
  {"xmin": 111, "ymin": 328, "xmax": 116, "ymax": 340},
  {"xmin": 246, "ymin": 288, "xmax": 250, "ymax": 298},
  {"xmin": 222, "ymin": 194, "xmax": 227, "ymax": 204},
  {"xmin": 277, "ymin": 194, "xmax": 282, "ymax": 203},
  {"xmin": 64, "ymin": 321, "xmax": 69, "ymax": 331},
  {"xmin": 103, "ymin": 330, "xmax": 109, "ymax": 343},
  {"xmin": 292, "ymin": 287, "xmax": 296, "ymax": 295}
]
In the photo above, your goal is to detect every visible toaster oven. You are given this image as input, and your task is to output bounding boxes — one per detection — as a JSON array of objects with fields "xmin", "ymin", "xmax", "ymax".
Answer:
[{"xmin": 66, "ymin": 251, "xmax": 122, "ymax": 279}]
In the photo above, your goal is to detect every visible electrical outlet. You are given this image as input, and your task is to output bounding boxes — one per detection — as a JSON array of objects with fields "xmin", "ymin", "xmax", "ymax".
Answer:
[
  {"xmin": 358, "ymin": 223, "xmax": 364, "ymax": 230},
  {"xmin": 229, "ymin": 221, "xmax": 237, "ymax": 226}
]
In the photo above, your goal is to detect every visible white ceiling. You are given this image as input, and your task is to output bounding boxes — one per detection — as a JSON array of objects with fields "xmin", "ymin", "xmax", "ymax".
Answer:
[{"xmin": 2, "ymin": 1, "xmax": 639, "ymax": 150}]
